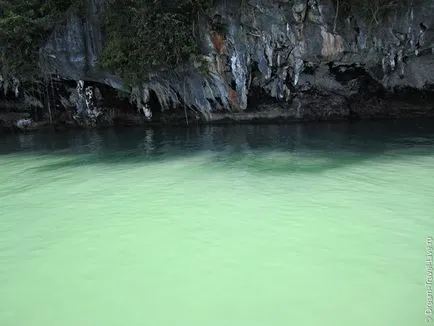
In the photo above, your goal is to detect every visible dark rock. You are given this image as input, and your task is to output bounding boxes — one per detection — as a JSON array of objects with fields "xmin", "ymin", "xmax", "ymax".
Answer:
[{"xmin": 1, "ymin": 0, "xmax": 433, "ymax": 130}]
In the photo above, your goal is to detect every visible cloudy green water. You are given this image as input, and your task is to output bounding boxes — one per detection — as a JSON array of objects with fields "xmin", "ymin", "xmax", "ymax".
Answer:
[{"xmin": 0, "ymin": 121, "xmax": 433, "ymax": 326}]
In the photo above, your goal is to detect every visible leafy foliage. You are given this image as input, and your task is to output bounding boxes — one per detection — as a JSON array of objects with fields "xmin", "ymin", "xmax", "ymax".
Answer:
[
  {"xmin": 0, "ymin": 0, "xmax": 80, "ymax": 78},
  {"xmin": 100, "ymin": 0, "xmax": 212, "ymax": 85},
  {"xmin": 0, "ymin": 0, "xmax": 213, "ymax": 88}
]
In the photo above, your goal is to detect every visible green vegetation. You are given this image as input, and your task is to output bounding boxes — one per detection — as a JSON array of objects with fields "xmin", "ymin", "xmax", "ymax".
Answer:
[
  {"xmin": 100, "ymin": 0, "xmax": 212, "ymax": 85},
  {"xmin": 0, "ymin": 0, "xmax": 81, "ymax": 79},
  {"xmin": 0, "ymin": 0, "xmax": 212, "ymax": 85},
  {"xmin": 4, "ymin": 0, "xmax": 416, "ymax": 88}
]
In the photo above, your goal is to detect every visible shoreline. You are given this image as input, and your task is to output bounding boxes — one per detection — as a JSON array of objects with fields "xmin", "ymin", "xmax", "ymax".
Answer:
[
  {"xmin": 1, "ymin": 95, "xmax": 434, "ymax": 134},
  {"xmin": 1, "ymin": 112, "xmax": 434, "ymax": 135}
]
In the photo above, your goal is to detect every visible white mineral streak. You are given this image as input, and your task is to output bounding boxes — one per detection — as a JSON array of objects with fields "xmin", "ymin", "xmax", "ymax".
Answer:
[{"xmin": 320, "ymin": 27, "xmax": 344, "ymax": 57}]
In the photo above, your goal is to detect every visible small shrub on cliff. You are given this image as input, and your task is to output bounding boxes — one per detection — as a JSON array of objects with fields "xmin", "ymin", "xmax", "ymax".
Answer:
[
  {"xmin": 0, "ymin": 0, "xmax": 81, "ymax": 79},
  {"xmin": 100, "ymin": 0, "xmax": 212, "ymax": 86}
]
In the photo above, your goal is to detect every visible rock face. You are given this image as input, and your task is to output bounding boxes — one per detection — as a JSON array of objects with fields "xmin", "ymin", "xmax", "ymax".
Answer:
[
  {"xmin": 7, "ymin": 0, "xmax": 434, "ymax": 126},
  {"xmin": 40, "ymin": 0, "xmax": 122, "ymax": 90}
]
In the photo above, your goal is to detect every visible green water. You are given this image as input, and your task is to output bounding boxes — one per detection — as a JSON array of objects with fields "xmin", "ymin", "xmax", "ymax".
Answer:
[{"xmin": 0, "ymin": 121, "xmax": 433, "ymax": 326}]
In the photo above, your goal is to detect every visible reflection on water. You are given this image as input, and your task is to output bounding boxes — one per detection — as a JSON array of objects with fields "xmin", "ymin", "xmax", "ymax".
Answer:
[
  {"xmin": 1, "ymin": 120, "xmax": 434, "ymax": 162},
  {"xmin": 0, "ymin": 120, "xmax": 433, "ymax": 326}
]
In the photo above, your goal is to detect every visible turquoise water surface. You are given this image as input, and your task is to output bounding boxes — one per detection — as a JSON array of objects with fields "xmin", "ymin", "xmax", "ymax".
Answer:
[{"xmin": 0, "ymin": 121, "xmax": 433, "ymax": 326}]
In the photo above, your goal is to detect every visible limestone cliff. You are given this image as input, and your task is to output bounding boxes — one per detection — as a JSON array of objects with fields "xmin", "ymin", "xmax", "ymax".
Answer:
[{"xmin": 2, "ymin": 0, "xmax": 434, "ymax": 129}]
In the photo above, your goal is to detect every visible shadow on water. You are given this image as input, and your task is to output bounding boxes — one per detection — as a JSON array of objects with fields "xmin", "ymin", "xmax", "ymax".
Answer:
[{"xmin": 1, "ymin": 119, "xmax": 434, "ymax": 175}]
